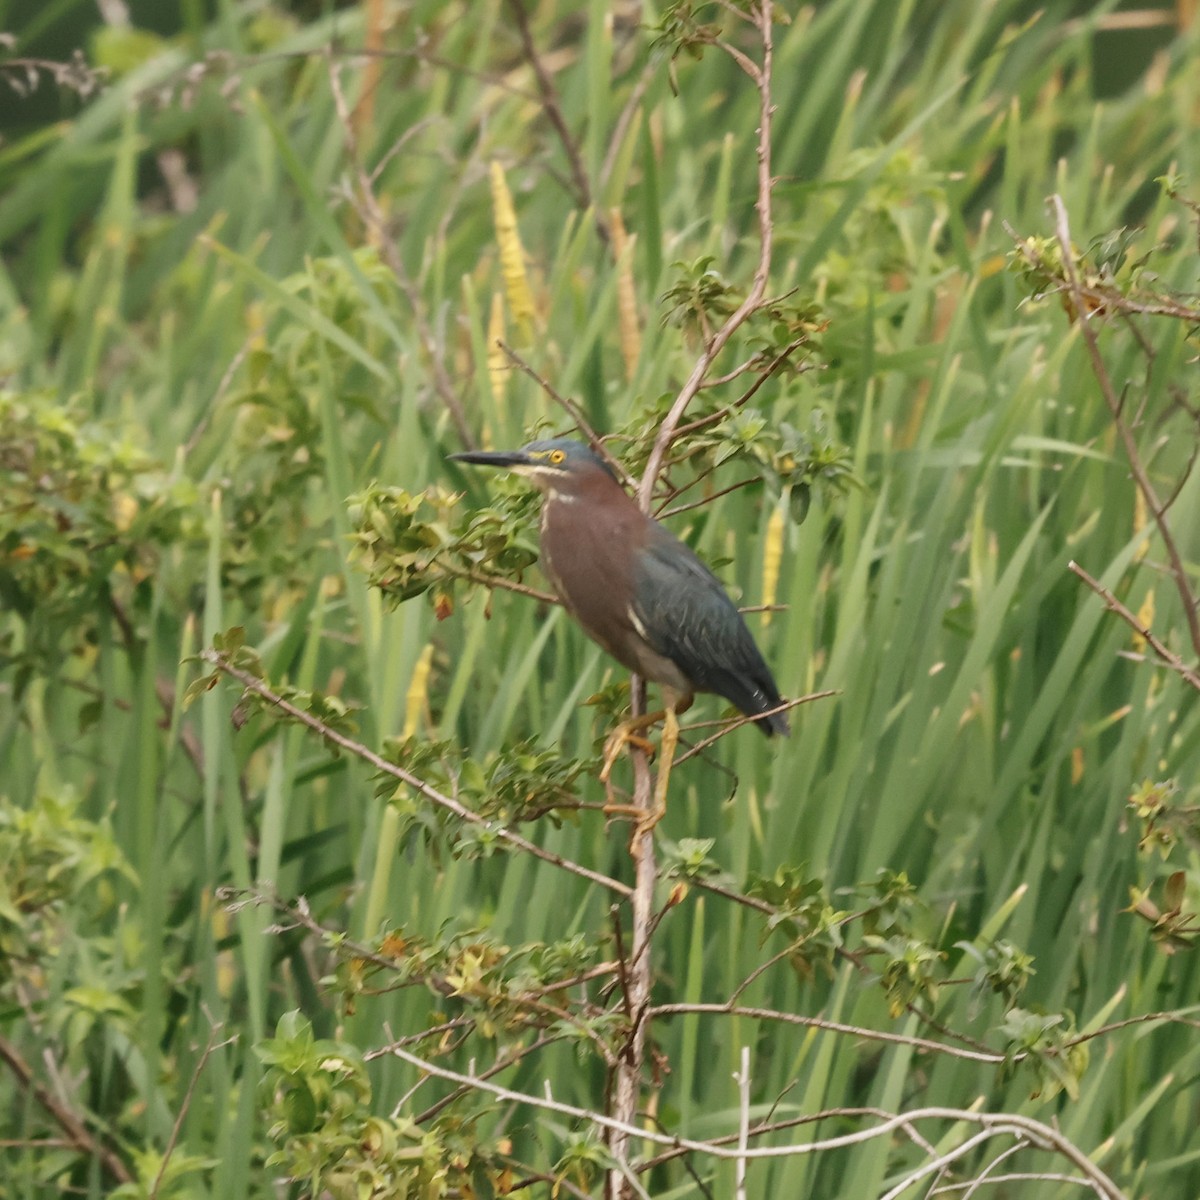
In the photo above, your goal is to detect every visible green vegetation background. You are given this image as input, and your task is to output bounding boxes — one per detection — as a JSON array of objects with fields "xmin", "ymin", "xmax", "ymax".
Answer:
[{"xmin": 1, "ymin": 1, "xmax": 1198, "ymax": 1197}]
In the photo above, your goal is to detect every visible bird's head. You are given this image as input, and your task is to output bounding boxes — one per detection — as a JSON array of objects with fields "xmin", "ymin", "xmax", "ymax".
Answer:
[{"xmin": 449, "ymin": 438, "xmax": 617, "ymax": 497}]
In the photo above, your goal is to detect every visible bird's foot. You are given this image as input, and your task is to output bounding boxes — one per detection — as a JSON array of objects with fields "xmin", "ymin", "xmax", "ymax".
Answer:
[
  {"xmin": 599, "ymin": 712, "xmax": 664, "ymax": 783},
  {"xmin": 632, "ymin": 801, "xmax": 666, "ymax": 844}
]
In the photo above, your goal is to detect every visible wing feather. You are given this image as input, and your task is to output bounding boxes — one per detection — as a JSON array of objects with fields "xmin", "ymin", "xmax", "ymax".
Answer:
[{"xmin": 632, "ymin": 527, "xmax": 787, "ymax": 734}]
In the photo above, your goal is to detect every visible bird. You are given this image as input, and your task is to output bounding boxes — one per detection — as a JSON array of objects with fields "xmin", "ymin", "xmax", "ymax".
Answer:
[{"xmin": 449, "ymin": 436, "xmax": 789, "ymax": 820}]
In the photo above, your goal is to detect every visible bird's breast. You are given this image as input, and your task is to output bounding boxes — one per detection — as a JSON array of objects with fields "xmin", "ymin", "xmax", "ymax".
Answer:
[{"xmin": 539, "ymin": 492, "xmax": 686, "ymax": 688}]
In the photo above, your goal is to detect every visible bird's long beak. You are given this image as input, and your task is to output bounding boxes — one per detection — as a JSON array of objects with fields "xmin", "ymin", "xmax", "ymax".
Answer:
[{"xmin": 447, "ymin": 449, "xmax": 532, "ymax": 470}]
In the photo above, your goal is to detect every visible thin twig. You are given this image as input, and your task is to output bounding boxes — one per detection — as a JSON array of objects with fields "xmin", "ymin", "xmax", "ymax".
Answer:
[
  {"xmin": 380, "ymin": 1042, "xmax": 1127, "ymax": 1198},
  {"xmin": 151, "ymin": 1021, "xmax": 237, "ymax": 1199},
  {"xmin": 880, "ymin": 1129, "xmax": 1010, "ymax": 1200},
  {"xmin": 639, "ymin": 1103, "xmax": 939, "ymax": 1172},
  {"xmin": 0, "ymin": 1034, "xmax": 131, "ymax": 1184},
  {"xmin": 200, "ymin": 651, "xmax": 633, "ymax": 897},
  {"xmin": 649, "ymin": 1003, "xmax": 1007, "ymax": 1064},
  {"xmin": 1067, "ymin": 561, "xmax": 1200, "ymax": 691},
  {"xmin": 933, "ymin": 1170, "xmax": 1098, "ymax": 1195},
  {"xmin": 327, "ymin": 56, "xmax": 475, "ymax": 447},
  {"xmin": 410, "ymin": 1034, "xmax": 563, "ymax": 1124},
  {"xmin": 1049, "ymin": 195, "xmax": 1200, "ymax": 657},
  {"xmin": 505, "ymin": 0, "xmax": 610, "ymax": 242},
  {"xmin": 496, "ymin": 341, "xmax": 637, "ymax": 489},
  {"xmin": 673, "ymin": 693, "xmax": 835, "ymax": 765},
  {"xmin": 444, "ymin": 563, "xmax": 560, "ymax": 606},
  {"xmin": 674, "ymin": 336, "xmax": 814, "ymax": 438},
  {"xmin": 657, "ymin": 475, "xmax": 761, "ymax": 519},
  {"xmin": 734, "ymin": 1046, "xmax": 751, "ymax": 1200},
  {"xmin": 636, "ymin": 0, "xmax": 778, "ymax": 511},
  {"xmin": 952, "ymin": 1139, "xmax": 1028, "ymax": 1199}
]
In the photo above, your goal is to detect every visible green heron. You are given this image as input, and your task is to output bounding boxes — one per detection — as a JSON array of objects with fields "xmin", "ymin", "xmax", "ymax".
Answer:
[{"xmin": 449, "ymin": 437, "xmax": 788, "ymax": 816}]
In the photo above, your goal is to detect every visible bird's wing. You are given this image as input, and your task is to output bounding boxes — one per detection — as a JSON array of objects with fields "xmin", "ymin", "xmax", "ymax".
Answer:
[{"xmin": 631, "ymin": 529, "xmax": 785, "ymax": 725}]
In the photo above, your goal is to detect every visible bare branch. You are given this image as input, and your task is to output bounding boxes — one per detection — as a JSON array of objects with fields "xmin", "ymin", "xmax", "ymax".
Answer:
[
  {"xmin": 734, "ymin": 1046, "xmax": 752, "ymax": 1200},
  {"xmin": 380, "ymin": 1042, "xmax": 1127, "ymax": 1198},
  {"xmin": 505, "ymin": 0, "xmax": 610, "ymax": 243},
  {"xmin": 443, "ymin": 563, "xmax": 560, "ymax": 606},
  {"xmin": 0, "ymin": 1034, "xmax": 131, "ymax": 1185},
  {"xmin": 637, "ymin": 0, "xmax": 778, "ymax": 510},
  {"xmin": 674, "ymin": 693, "xmax": 836, "ymax": 764},
  {"xmin": 327, "ymin": 56, "xmax": 475, "ymax": 448},
  {"xmin": 1048, "ymin": 195, "xmax": 1200, "ymax": 657},
  {"xmin": 649, "ymin": 1003, "xmax": 1007, "ymax": 1064}
]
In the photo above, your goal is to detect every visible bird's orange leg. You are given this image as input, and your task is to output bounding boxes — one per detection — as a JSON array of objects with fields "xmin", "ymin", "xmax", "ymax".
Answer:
[{"xmin": 636, "ymin": 703, "xmax": 679, "ymax": 839}]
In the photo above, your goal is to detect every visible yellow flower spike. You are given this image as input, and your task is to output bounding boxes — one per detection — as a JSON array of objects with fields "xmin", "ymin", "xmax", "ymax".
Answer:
[
  {"xmin": 1133, "ymin": 486, "xmax": 1148, "ymax": 562},
  {"xmin": 1133, "ymin": 589, "xmax": 1155, "ymax": 654},
  {"xmin": 489, "ymin": 161, "xmax": 536, "ymax": 341},
  {"xmin": 610, "ymin": 207, "xmax": 641, "ymax": 380},
  {"xmin": 760, "ymin": 501, "xmax": 785, "ymax": 627},
  {"xmin": 403, "ymin": 643, "xmax": 434, "ymax": 739},
  {"xmin": 486, "ymin": 291, "xmax": 509, "ymax": 410}
]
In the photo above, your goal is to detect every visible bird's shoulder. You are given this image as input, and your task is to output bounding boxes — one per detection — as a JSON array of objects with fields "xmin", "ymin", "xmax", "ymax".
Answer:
[{"xmin": 638, "ymin": 520, "xmax": 730, "ymax": 592}]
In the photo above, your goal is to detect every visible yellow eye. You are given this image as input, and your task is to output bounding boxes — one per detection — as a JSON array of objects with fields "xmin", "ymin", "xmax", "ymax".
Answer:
[{"xmin": 549, "ymin": 449, "xmax": 565, "ymax": 464}]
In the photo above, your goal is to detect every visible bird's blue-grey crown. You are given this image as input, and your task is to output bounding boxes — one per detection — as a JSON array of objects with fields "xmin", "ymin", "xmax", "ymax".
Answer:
[
  {"xmin": 448, "ymin": 437, "xmax": 618, "ymax": 482},
  {"xmin": 520, "ymin": 438, "xmax": 618, "ymax": 480}
]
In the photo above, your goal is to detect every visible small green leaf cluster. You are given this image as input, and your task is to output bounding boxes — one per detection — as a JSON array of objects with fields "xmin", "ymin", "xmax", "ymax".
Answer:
[
  {"xmin": 660, "ymin": 255, "xmax": 743, "ymax": 333},
  {"xmin": 380, "ymin": 735, "xmax": 595, "ymax": 844},
  {"xmin": 0, "ymin": 389, "xmax": 200, "ymax": 681},
  {"xmin": 998, "ymin": 1008, "xmax": 1089, "ymax": 1102},
  {"xmin": 1129, "ymin": 778, "xmax": 1196, "ymax": 857},
  {"xmin": 748, "ymin": 865, "xmax": 847, "ymax": 980},
  {"xmin": 1010, "ymin": 227, "xmax": 1156, "ymax": 308},
  {"xmin": 348, "ymin": 481, "xmax": 541, "ymax": 612},
  {"xmin": 853, "ymin": 869, "xmax": 945, "ymax": 1015},
  {"xmin": 257, "ymin": 1010, "xmax": 507, "ymax": 1200},
  {"xmin": 325, "ymin": 923, "xmax": 610, "ymax": 1049},
  {"xmin": 611, "ymin": 401, "xmax": 857, "ymax": 532},
  {"xmin": 1126, "ymin": 779, "xmax": 1200, "ymax": 954},
  {"xmin": 957, "ymin": 938, "xmax": 1037, "ymax": 1013},
  {"xmin": 861, "ymin": 934, "xmax": 945, "ymax": 1017},
  {"xmin": 187, "ymin": 630, "xmax": 361, "ymax": 747},
  {"xmin": 0, "ymin": 790, "xmax": 134, "ymax": 973},
  {"xmin": 661, "ymin": 255, "xmax": 826, "ymax": 355},
  {"xmin": 648, "ymin": 2, "xmax": 723, "ymax": 77}
]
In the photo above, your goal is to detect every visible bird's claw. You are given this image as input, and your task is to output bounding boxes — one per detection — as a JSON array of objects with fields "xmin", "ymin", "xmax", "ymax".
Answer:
[{"xmin": 599, "ymin": 716, "xmax": 661, "ymax": 782}]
